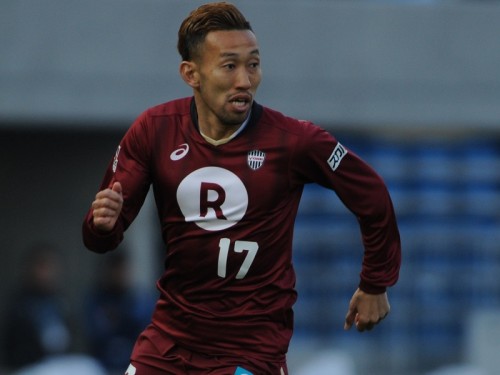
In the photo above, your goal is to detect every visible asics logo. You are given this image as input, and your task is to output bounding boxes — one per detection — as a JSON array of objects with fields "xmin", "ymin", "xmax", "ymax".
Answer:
[{"xmin": 170, "ymin": 143, "xmax": 189, "ymax": 161}]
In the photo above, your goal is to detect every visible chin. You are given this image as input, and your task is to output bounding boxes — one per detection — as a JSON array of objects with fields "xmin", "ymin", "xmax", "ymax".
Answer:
[{"xmin": 221, "ymin": 114, "xmax": 249, "ymax": 127}]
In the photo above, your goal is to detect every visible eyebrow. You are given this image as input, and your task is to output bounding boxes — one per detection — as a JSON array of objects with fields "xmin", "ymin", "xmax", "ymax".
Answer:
[{"xmin": 220, "ymin": 49, "xmax": 260, "ymax": 58}]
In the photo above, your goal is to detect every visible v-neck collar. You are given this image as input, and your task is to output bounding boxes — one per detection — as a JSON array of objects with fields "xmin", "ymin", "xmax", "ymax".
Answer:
[{"xmin": 189, "ymin": 97, "xmax": 263, "ymax": 146}]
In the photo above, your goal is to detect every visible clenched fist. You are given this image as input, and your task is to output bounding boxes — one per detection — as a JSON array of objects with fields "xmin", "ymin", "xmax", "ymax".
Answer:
[{"xmin": 91, "ymin": 182, "xmax": 123, "ymax": 233}]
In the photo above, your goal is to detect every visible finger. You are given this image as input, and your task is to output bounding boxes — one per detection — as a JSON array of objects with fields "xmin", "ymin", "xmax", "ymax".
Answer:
[
  {"xmin": 344, "ymin": 309, "xmax": 356, "ymax": 331},
  {"xmin": 92, "ymin": 206, "xmax": 119, "ymax": 218},
  {"xmin": 95, "ymin": 189, "xmax": 122, "ymax": 203},
  {"xmin": 93, "ymin": 216, "xmax": 117, "ymax": 233},
  {"xmin": 92, "ymin": 197, "xmax": 121, "ymax": 212},
  {"xmin": 93, "ymin": 216, "xmax": 114, "ymax": 227},
  {"xmin": 354, "ymin": 315, "xmax": 371, "ymax": 332},
  {"xmin": 356, "ymin": 312, "xmax": 387, "ymax": 332}
]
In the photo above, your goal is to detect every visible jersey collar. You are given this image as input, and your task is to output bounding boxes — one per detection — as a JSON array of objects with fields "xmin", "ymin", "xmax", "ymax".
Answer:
[{"xmin": 189, "ymin": 97, "xmax": 263, "ymax": 145}]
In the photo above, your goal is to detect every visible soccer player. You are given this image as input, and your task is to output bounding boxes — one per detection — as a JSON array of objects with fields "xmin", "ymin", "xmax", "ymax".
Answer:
[{"xmin": 82, "ymin": 3, "xmax": 401, "ymax": 374}]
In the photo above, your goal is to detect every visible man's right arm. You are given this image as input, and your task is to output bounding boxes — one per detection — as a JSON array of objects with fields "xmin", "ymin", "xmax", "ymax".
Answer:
[{"xmin": 82, "ymin": 112, "xmax": 152, "ymax": 253}]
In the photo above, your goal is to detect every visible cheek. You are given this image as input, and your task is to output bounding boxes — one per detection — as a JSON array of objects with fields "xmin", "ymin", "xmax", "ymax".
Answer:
[
  {"xmin": 202, "ymin": 75, "xmax": 231, "ymax": 96},
  {"xmin": 199, "ymin": 79, "xmax": 223, "ymax": 100},
  {"xmin": 251, "ymin": 72, "xmax": 262, "ymax": 90}
]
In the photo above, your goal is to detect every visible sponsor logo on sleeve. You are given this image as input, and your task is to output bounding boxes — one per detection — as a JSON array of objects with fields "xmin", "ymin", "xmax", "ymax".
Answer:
[
  {"xmin": 327, "ymin": 142, "xmax": 347, "ymax": 172},
  {"xmin": 112, "ymin": 145, "xmax": 121, "ymax": 173}
]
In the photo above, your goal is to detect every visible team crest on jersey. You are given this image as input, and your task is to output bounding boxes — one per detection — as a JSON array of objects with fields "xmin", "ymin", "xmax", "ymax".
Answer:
[{"xmin": 247, "ymin": 150, "xmax": 265, "ymax": 170}]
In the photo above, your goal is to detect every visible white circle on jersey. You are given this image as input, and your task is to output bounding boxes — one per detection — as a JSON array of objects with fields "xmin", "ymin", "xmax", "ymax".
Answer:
[{"xmin": 176, "ymin": 167, "xmax": 248, "ymax": 231}]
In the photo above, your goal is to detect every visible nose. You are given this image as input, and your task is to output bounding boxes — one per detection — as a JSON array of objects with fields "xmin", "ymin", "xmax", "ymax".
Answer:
[{"xmin": 235, "ymin": 68, "xmax": 252, "ymax": 89}]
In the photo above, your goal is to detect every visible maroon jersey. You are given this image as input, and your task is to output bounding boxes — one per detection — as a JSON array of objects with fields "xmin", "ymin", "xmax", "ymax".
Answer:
[{"xmin": 83, "ymin": 97, "xmax": 401, "ymax": 362}]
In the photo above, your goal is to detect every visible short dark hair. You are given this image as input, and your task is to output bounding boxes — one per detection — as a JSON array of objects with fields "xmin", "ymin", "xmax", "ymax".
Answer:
[{"xmin": 177, "ymin": 2, "xmax": 253, "ymax": 61}]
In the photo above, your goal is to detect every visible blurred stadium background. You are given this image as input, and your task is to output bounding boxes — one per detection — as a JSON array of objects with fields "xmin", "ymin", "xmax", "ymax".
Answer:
[{"xmin": 1, "ymin": 1, "xmax": 499, "ymax": 374}]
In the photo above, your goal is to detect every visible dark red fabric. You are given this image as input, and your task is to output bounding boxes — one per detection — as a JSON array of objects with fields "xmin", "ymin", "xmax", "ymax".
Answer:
[{"xmin": 128, "ymin": 324, "xmax": 288, "ymax": 375}]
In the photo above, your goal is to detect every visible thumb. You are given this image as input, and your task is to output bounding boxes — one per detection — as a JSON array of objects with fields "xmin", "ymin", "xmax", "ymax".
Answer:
[{"xmin": 111, "ymin": 181, "xmax": 122, "ymax": 195}]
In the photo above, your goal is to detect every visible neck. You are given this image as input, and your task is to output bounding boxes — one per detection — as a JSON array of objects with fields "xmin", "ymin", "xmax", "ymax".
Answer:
[{"xmin": 198, "ymin": 121, "xmax": 241, "ymax": 141}]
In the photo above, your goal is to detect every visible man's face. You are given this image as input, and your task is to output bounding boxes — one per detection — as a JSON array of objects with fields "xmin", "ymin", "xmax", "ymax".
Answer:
[{"xmin": 193, "ymin": 29, "xmax": 262, "ymax": 129}]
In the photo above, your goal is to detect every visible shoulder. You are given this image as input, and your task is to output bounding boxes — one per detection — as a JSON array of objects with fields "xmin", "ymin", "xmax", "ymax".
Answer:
[
  {"xmin": 257, "ymin": 105, "xmax": 330, "ymax": 144},
  {"xmin": 143, "ymin": 97, "xmax": 192, "ymax": 119},
  {"xmin": 121, "ymin": 98, "xmax": 193, "ymax": 154},
  {"xmin": 129, "ymin": 97, "xmax": 193, "ymax": 135}
]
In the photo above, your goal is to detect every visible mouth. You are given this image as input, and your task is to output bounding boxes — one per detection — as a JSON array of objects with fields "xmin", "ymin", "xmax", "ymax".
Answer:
[{"xmin": 229, "ymin": 94, "xmax": 252, "ymax": 112}]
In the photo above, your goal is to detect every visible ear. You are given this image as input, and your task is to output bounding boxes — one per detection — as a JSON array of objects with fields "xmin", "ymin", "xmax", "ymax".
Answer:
[{"xmin": 179, "ymin": 61, "xmax": 200, "ymax": 89}]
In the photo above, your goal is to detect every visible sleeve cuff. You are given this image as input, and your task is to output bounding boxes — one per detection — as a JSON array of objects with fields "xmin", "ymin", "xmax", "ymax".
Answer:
[
  {"xmin": 359, "ymin": 279, "xmax": 387, "ymax": 294},
  {"xmin": 82, "ymin": 219, "xmax": 123, "ymax": 253}
]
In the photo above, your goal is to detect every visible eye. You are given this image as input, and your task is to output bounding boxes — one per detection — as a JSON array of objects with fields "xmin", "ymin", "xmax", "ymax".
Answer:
[
  {"xmin": 248, "ymin": 58, "xmax": 261, "ymax": 70},
  {"xmin": 223, "ymin": 63, "xmax": 236, "ymax": 70}
]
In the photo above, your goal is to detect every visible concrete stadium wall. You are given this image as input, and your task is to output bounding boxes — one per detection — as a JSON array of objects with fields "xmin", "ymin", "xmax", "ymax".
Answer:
[{"xmin": 1, "ymin": 0, "xmax": 500, "ymax": 129}]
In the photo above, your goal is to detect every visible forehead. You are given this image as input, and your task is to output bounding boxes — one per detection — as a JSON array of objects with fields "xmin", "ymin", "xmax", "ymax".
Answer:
[{"xmin": 201, "ymin": 29, "xmax": 259, "ymax": 57}]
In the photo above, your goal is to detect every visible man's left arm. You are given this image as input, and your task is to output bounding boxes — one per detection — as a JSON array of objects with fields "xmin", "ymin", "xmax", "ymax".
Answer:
[{"xmin": 292, "ymin": 124, "xmax": 402, "ymax": 330}]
